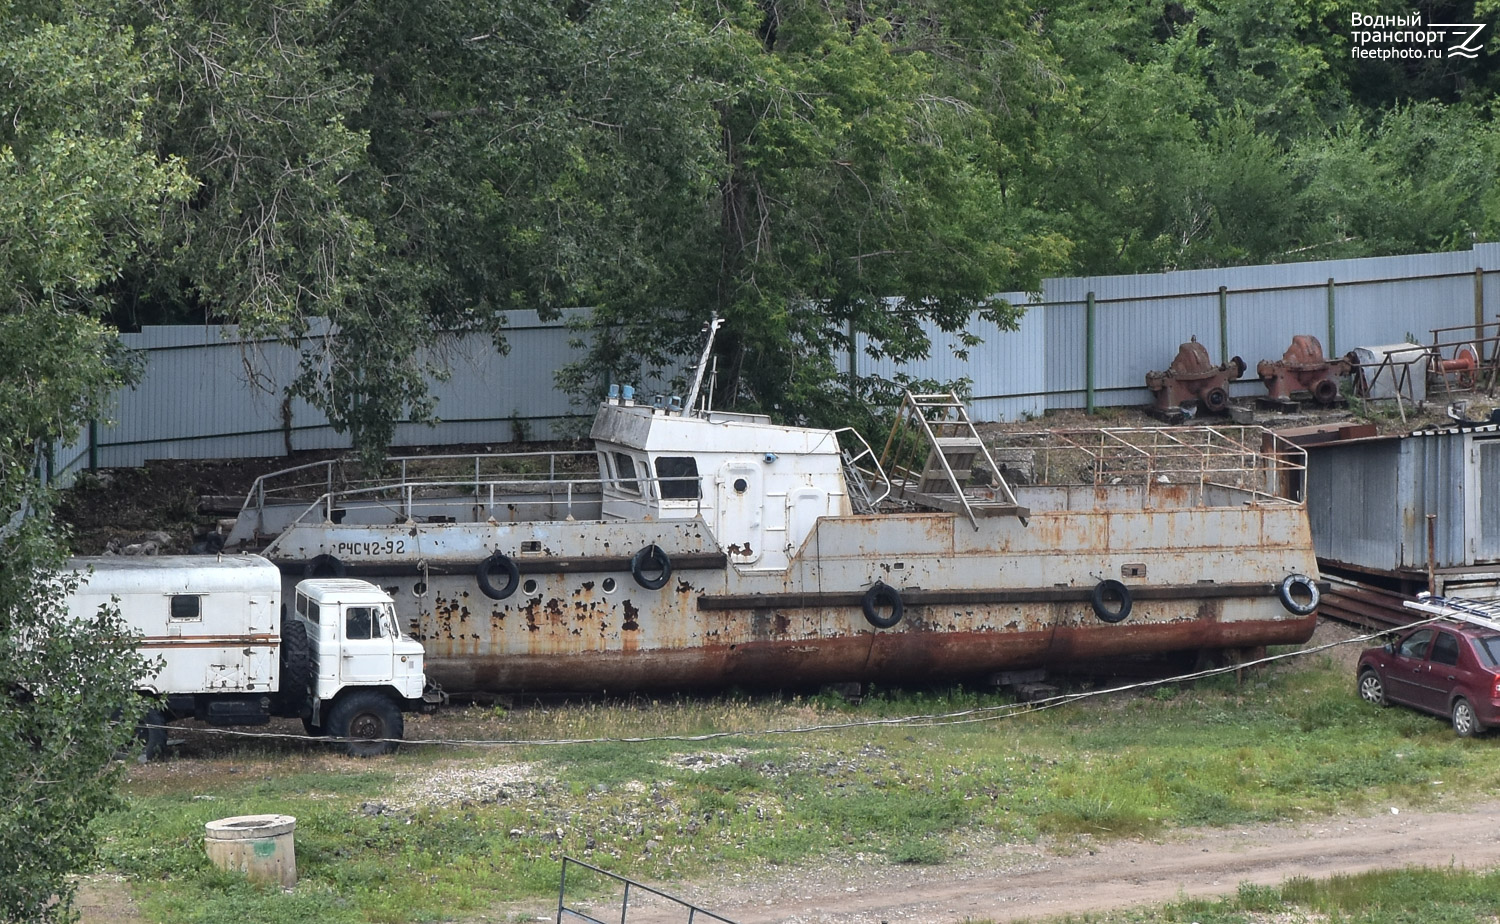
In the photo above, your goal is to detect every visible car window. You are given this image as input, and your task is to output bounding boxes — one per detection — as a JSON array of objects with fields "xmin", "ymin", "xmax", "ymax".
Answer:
[
  {"xmin": 1430, "ymin": 631, "xmax": 1460, "ymax": 666},
  {"xmin": 1397, "ymin": 628, "xmax": 1434, "ymax": 659},
  {"xmin": 1476, "ymin": 636, "xmax": 1500, "ymax": 666}
]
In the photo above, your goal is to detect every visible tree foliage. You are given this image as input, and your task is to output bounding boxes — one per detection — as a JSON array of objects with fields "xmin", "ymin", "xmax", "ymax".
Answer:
[
  {"xmin": 9, "ymin": 0, "xmax": 1500, "ymax": 451},
  {"xmin": 564, "ymin": 0, "xmax": 1069, "ymax": 424},
  {"xmin": 0, "ymin": 2, "xmax": 182, "ymax": 921}
]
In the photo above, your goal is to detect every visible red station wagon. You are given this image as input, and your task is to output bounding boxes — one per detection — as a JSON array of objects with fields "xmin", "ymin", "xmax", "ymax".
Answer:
[{"xmin": 1357, "ymin": 618, "xmax": 1500, "ymax": 737}]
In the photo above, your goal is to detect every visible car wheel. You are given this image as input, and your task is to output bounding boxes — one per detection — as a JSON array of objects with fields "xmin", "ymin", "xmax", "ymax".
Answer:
[
  {"xmin": 326, "ymin": 690, "xmax": 403, "ymax": 758},
  {"xmin": 1357, "ymin": 669, "xmax": 1387, "ymax": 707},
  {"xmin": 1451, "ymin": 697, "xmax": 1482, "ymax": 738}
]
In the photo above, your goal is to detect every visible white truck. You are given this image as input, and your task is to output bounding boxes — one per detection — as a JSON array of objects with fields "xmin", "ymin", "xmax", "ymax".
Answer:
[{"xmin": 66, "ymin": 554, "xmax": 440, "ymax": 757}]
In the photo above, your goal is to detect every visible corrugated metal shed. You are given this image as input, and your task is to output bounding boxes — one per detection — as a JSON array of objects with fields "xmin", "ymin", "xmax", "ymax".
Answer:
[{"xmin": 1302, "ymin": 423, "xmax": 1500, "ymax": 576}]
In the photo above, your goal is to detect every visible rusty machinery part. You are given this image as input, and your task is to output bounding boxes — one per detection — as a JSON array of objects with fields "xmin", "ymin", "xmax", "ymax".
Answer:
[
  {"xmin": 1145, "ymin": 338, "xmax": 1247, "ymax": 413},
  {"xmin": 861, "ymin": 581, "xmax": 904, "ymax": 629},
  {"xmin": 1439, "ymin": 342, "xmax": 1482, "ymax": 388},
  {"xmin": 630, "ymin": 544, "xmax": 673, "ymax": 590},
  {"xmin": 1090, "ymin": 579, "xmax": 1133, "ymax": 623},
  {"xmin": 1257, "ymin": 335, "xmax": 1348, "ymax": 405},
  {"xmin": 476, "ymin": 552, "xmax": 521, "ymax": 600},
  {"xmin": 1277, "ymin": 573, "xmax": 1320, "ymax": 616},
  {"xmin": 304, "ymin": 554, "xmax": 346, "ymax": 579}
]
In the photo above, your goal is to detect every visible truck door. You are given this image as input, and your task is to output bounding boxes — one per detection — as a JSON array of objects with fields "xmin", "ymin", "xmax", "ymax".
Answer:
[{"xmin": 339, "ymin": 604, "xmax": 396, "ymax": 684}]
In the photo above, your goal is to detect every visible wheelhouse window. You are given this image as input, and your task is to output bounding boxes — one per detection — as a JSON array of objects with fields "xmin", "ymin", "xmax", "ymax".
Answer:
[
  {"xmin": 655, "ymin": 456, "xmax": 701, "ymax": 500},
  {"xmin": 345, "ymin": 606, "xmax": 383, "ymax": 640},
  {"xmin": 169, "ymin": 595, "xmax": 201, "ymax": 621},
  {"xmin": 612, "ymin": 452, "xmax": 641, "ymax": 495}
]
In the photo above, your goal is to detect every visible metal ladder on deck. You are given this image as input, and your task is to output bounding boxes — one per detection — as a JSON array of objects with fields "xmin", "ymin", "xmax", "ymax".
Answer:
[
  {"xmin": 880, "ymin": 391, "xmax": 1029, "ymax": 529},
  {"xmin": 835, "ymin": 427, "xmax": 891, "ymax": 514}
]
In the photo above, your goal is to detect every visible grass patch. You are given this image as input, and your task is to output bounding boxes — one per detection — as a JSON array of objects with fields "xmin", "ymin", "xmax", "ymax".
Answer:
[{"xmin": 94, "ymin": 654, "xmax": 1500, "ymax": 923}]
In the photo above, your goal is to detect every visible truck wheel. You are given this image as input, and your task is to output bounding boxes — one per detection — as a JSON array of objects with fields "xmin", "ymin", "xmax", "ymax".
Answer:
[{"xmin": 326, "ymin": 691, "xmax": 403, "ymax": 758}]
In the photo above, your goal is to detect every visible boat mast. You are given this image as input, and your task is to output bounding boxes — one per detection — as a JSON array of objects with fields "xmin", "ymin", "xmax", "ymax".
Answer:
[{"xmin": 685, "ymin": 314, "xmax": 724, "ymax": 415}]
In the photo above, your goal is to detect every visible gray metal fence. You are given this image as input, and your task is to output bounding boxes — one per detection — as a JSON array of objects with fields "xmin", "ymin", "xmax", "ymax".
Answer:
[{"xmin": 51, "ymin": 243, "xmax": 1500, "ymax": 478}]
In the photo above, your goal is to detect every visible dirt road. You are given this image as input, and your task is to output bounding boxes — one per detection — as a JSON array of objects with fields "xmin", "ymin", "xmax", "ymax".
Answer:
[{"xmin": 678, "ymin": 802, "xmax": 1500, "ymax": 923}]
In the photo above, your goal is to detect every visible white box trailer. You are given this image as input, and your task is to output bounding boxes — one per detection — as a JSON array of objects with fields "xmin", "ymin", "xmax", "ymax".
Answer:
[{"xmin": 66, "ymin": 554, "xmax": 439, "ymax": 756}]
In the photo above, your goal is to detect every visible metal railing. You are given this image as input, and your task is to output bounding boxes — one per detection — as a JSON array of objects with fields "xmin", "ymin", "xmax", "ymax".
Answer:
[
  {"xmin": 556, "ymin": 857, "xmax": 737, "ymax": 924},
  {"xmin": 274, "ymin": 472, "xmax": 709, "ymax": 530},
  {"xmin": 996, "ymin": 425, "xmax": 1308, "ymax": 505}
]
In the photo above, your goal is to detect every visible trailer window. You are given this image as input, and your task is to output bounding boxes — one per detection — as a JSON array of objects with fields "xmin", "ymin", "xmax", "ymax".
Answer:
[
  {"xmin": 613, "ymin": 452, "xmax": 641, "ymax": 495},
  {"xmin": 169, "ymin": 595, "xmax": 201, "ymax": 621},
  {"xmin": 655, "ymin": 456, "xmax": 701, "ymax": 499},
  {"xmin": 346, "ymin": 606, "xmax": 383, "ymax": 640}
]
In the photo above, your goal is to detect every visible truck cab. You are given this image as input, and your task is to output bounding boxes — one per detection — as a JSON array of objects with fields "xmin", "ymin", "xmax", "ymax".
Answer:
[{"xmin": 293, "ymin": 579, "xmax": 432, "ymax": 754}]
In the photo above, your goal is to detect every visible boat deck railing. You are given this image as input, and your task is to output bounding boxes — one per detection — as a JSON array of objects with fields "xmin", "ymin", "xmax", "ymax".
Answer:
[
  {"xmin": 993, "ymin": 425, "xmax": 1308, "ymax": 505},
  {"xmin": 265, "ymin": 471, "xmax": 711, "ymax": 533},
  {"xmin": 227, "ymin": 449, "xmax": 603, "ymax": 546}
]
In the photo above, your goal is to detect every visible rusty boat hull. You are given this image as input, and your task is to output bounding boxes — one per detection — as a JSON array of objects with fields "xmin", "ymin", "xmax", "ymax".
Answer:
[{"xmin": 259, "ymin": 475, "xmax": 1320, "ymax": 694}]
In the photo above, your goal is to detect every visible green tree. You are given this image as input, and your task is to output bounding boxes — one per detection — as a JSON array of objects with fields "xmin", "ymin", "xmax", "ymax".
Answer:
[
  {"xmin": 119, "ymin": 0, "xmax": 725, "ymax": 459},
  {"xmin": 567, "ymin": 0, "xmax": 1068, "ymax": 425},
  {"xmin": 0, "ymin": 2, "xmax": 183, "ymax": 919}
]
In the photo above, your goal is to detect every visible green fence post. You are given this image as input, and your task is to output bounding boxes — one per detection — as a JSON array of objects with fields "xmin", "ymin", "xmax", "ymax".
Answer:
[
  {"xmin": 1085, "ymin": 291, "xmax": 1096, "ymax": 414},
  {"xmin": 1218, "ymin": 285, "xmax": 1229, "ymax": 367},
  {"xmin": 1476, "ymin": 267, "xmax": 1485, "ymax": 345}
]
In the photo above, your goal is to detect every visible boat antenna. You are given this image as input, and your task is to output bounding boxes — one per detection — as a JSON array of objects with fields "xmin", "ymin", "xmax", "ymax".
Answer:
[{"xmin": 685, "ymin": 314, "xmax": 724, "ymax": 415}]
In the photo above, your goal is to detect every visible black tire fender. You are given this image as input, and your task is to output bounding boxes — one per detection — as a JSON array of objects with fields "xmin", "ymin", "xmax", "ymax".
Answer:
[
  {"xmin": 304, "ymin": 554, "xmax": 346, "ymax": 579},
  {"xmin": 326, "ymin": 690, "xmax": 404, "ymax": 757},
  {"xmin": 1091, "ymin": 579, "xmax": 1133, "ymax": 624},
  {"xmin": 862, "ymin": 581, "xmax": 904, "ymax": 630},
  {"xmin": 476, "ymin": 552, "xmax": 521, "ymax": 600},
  {"xmin": 631, "ymin": 544, "xmax": 672, "ymax": 590},
  {"xmin": 1277, "ymin": 573, "xmax": 1319, "ymax": 616}
]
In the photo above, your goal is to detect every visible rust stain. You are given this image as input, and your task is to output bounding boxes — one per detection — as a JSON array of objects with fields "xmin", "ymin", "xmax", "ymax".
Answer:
[{"xmin": 621, "ymin": 599, "xmax": 640, "ymax": 631}]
